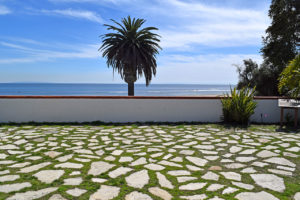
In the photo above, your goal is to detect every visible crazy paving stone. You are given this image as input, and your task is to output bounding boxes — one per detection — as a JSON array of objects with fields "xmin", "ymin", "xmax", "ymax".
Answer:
[
  {"xmin": 63, "ymin": 177, "xmax": 83, "ymax": 185},
  {"xmin": 250, "ymin": 174, "xmax": 285, "ymax": 192},
  {"xmin": 108, "ymin": 167, "xmax": 132, "ymax": 178},
  {"xmin": 19, "ymin": 162, "xmax": 52, "ymax": 173},
  {"xmin": 179, "ymin": 182, "xmax": 207, "ymax": 190},
  {"xmin": 0, "ymin": 175, "xmax": 19, "ymax": 182},
  {"xmin": 186, "ymin": 156, "xmax": 208, "ymax": 166},
  {"xmin": 0, "ymin": 182, "xmax": 32, "ymax": 193},
  {"xmin": 148, "ymin": 187, "xmax": 172, "ymax": 200},
  {"xmin": 6, "ymin": 187, "xmax": 58, "ymax": 200},
  {"xmin": 89, "ymin": 185, "xmax": 120, "ymax": 200},
  {"xmin": 66, "ymin": 188, "xmax": 87, "ymax": 197},
  {"xmin": 55, "ymin": 162, "xmax": 83, "ymax": 169},
  {"xmin": 264, "ymin": 157, "xmax": 296, "ymax": 167},
  {"xmin": 180, "ymin": 194, "xmax": 207, "ymax": 200},
  {"xmin": 126, "ymin": 170, "xmax": 149, "ymax": 189},
  {"xmin": 144, "ymin": 163, "xmax": 165, "ymax": 171},
  {"xmin": 156, "ymin": 172, "xmax": 174, "ymax": 189},
  {"xmin": 202, "ymin": 171, "xmax": 219, "ymax": 181},
  {"xmin": 48, "ymin": 194, "xmax": 67, "ymax": 200},
  {"xmin": 33, "ymin": 170, "xmax": 64, "ymax": 184},
  {"xmin": 220, "ymin": 172, "xmax": 241, "ymax": 181},
  {"xmin": 206, "ymin": 184, "xmax": 225, "ymax": 191},
  {"xmin": 235, "ymin": 191, "xmax": 279, "ymax": 200},
  {"xmin": 88, "ymin": 161, "xmax": 115, "ymax": 176}
]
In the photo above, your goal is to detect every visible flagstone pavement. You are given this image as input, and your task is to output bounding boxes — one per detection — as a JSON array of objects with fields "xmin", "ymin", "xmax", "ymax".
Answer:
[{"xmin": 0, "ymin": 124, "xmax": 299, "ymax": 200}]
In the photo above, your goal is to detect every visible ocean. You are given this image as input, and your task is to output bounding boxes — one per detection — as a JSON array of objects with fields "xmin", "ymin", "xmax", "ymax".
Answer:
[{"xmin": 0, "ymin": 83, "xmax": 232, "ymax": 96}]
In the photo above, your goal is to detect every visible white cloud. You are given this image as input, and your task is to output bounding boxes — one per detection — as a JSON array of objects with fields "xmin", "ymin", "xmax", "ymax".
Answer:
[
  {"xmin": 0, "ymin": 41, "xmax": 100, "ymax": 64},
  {"xmin": 41, "ymin": 9, "xmax": 104, "ymax": 23},
  {"xmin": 49, "ymin": 0, "xmax": 99, "ymax": 2},
  {"xmin": 152, "ymin": 54, "xmax": 263, "ymax": 84},
  {"xmin": 45, "ymin": 0, "xmax": 269, "ymax": 49},
  {"xmin": 0, "ymin": 5, "xmax": 11, "ymax": 15},
  {"xmin": 160, "ymin": 54, "xmax": 263, "ymax": 65},
  {"xmin": 0, "ymin": 42, "xmax": 43, "ymax": 53},
  {"xmin": 159, "ymin": 22, "xmax": 265, "ymax": 49},
  {"xmin": 48, "ymin": 0, "xmax": 131, "ymax": 5},
  {"xmin": 154, "ymin": 0, "xmax": 269, "ymax": 49},
  {"xmin": 40, "ymin": 0, "xmax": 269, "ymax": 49},
  {"xmin": 163, "ymin": 0, "xmax": 265, "ymax": 19}
]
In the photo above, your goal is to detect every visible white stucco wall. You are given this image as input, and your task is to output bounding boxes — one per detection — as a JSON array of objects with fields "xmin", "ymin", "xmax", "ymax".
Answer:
[
  {"xmin": 0, "ymin": 97, "xmax": 298, "ymax": 123},
  {"xmin": 251, "ymin": 99, "xmax": 281, "ymax": 123}
]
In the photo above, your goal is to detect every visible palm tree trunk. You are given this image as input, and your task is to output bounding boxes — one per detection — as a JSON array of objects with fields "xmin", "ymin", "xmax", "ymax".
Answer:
[{"xmin": 128, "ymin": 82, "xmax": 134, "ymax": 96}]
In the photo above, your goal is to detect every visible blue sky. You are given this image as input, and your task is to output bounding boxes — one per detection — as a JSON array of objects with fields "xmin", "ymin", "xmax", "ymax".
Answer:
[{"xmin": 0, "ymin": 0, "xmax": 271, "ymax": 84}]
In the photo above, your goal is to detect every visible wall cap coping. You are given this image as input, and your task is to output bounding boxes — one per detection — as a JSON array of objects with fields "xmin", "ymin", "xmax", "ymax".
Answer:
[{"xmin": 0, "ymin": 95, "xmax": 286, "ymax": 100}]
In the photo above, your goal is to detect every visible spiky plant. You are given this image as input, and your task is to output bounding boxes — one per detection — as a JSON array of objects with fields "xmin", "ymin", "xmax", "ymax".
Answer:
[
  {"xmin": 100, "ymin": 16, "xmax": 161, "ymax": 96},
  {"xmin": 221, "ymin": 87, "xmax": 257, "ymax": 125}
]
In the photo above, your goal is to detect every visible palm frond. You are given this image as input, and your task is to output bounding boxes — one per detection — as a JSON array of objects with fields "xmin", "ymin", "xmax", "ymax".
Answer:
[{"xmin": 100, "ymin": 16, "xmax": 161, "ymax": 86}]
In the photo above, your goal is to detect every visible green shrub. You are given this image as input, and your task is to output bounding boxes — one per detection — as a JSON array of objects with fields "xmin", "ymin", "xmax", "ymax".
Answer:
[
  {"xmin": 278, "ymin": 54, "xmax": 300, "ymax": 99},
  {"xmin": 221, "ymin": 87, "xmax": 257, "ymax": 125}
]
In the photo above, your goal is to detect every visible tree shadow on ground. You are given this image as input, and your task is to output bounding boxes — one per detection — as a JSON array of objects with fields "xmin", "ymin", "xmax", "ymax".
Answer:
[
  {"xmin": 0, "ymin": 121, "xmax": 299, "ymax": 133},
  {"xmin": 275, "ymin": 126, "xmax": 300, "ymax": 134}
]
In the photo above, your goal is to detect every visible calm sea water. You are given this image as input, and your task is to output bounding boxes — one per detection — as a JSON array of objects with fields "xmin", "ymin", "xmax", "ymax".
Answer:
[{"xmin": 0, "ymin": 83, "xmax": 232, "ymax": 96}]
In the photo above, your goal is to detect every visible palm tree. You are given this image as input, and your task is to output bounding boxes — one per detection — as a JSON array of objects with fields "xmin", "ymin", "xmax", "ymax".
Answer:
[{"xmin": 100, "ymin": 16, "xmax": 161, "ymax": 96}]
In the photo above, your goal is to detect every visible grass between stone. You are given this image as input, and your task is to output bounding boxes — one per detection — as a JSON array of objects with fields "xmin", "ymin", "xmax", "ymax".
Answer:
[{"xmin": 0, "ymin": 124, "xmax": 298, "ymax": 199}]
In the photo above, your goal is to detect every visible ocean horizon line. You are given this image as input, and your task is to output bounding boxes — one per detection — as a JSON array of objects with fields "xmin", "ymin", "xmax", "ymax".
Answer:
[
  {"xmin": 0, "ymin": 83, "xmax": 233, "ymax": 96},
  {"xmin": 1, "ymin": 82, "xmax": 235, "ymax": 85}
]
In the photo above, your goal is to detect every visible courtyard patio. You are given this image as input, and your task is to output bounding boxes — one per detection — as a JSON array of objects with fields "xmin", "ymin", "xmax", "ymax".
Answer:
[{"xmin": 0, "ymin": 124, "xmax": 299, "ymax": 200}]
